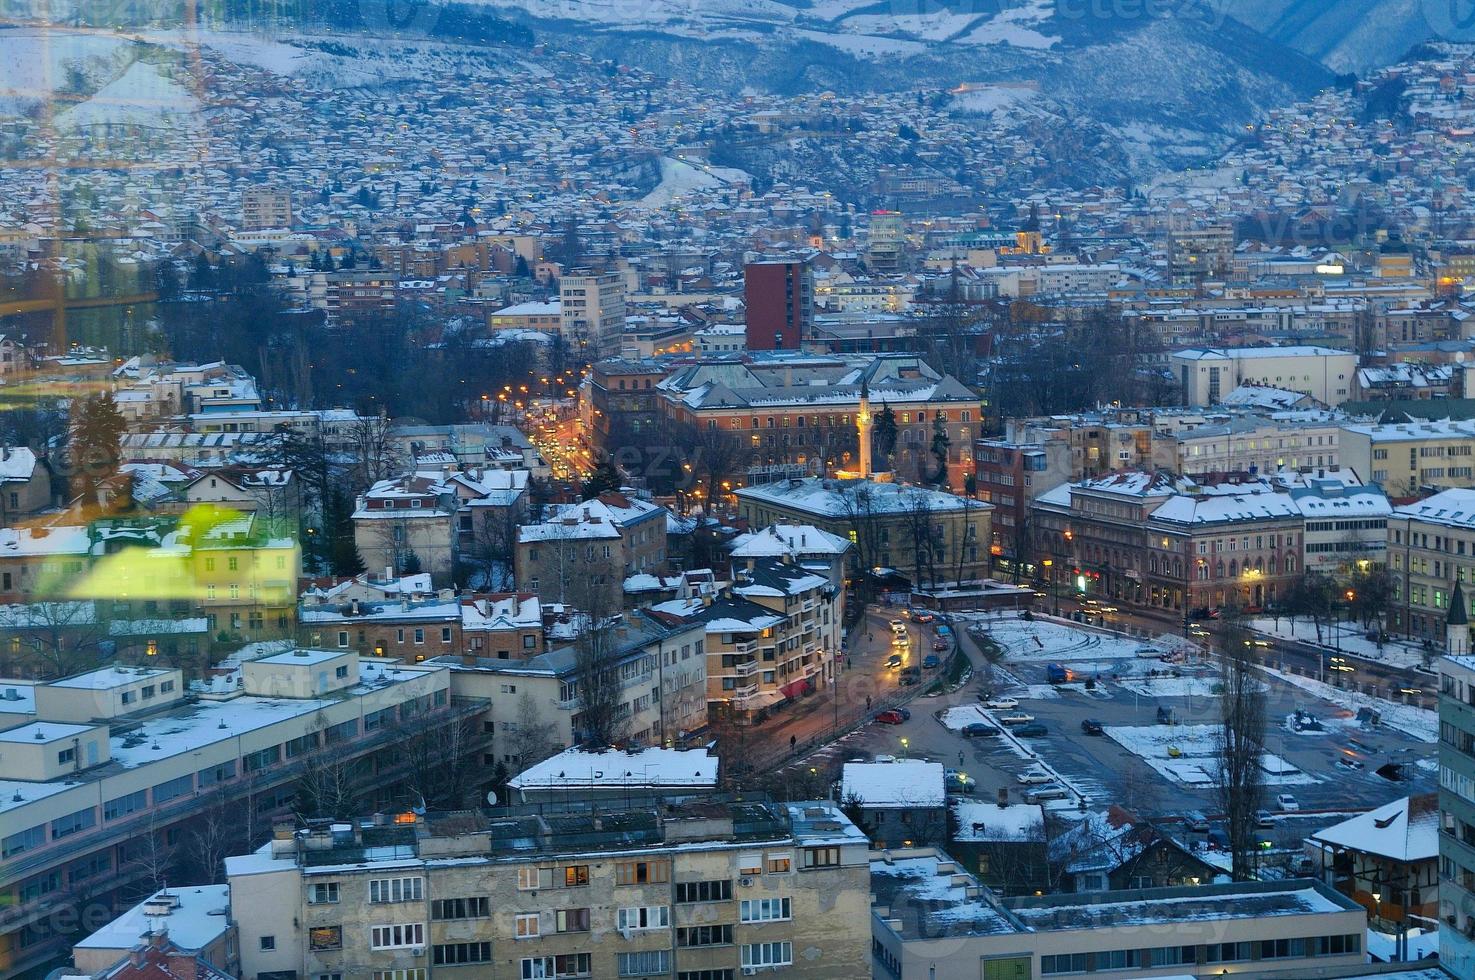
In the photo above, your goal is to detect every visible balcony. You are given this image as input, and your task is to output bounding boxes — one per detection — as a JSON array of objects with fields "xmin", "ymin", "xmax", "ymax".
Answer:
[
  {"xmin": 733, "ymin": 640, "xmax": 758, "ymax": 655},
  {"xmin": 732, "ymin": 659, "xmax": 760, "ymax": 678}
]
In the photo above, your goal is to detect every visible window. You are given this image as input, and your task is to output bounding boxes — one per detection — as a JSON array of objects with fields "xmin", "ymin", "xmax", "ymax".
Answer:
[
  {"xmin": 520, "ymin": 954, "xmax": 591, "ymax": 979},
  {"xmin": 198, "ymin": 760, "xmax": 236, "ymax": 786},
  {"xmin": 675, "ymin": 880, "xmax": 732, "ymax": 903},
  {"xmin": 618, "ymin": 950, "xmax": 671, "ymax": 977},
  {"xmin": 555, "ymin": 908, "xmax": 590, "ymax": 933},
  {"xmin": 1206, "ymin": 942, "xmax": 1251, "ymax": 963},
  {"xmin": 677, "ymin": 973, "xmax": 735, "ymax": 980},
  {"xmin": 564, "ymin": 864, "xmax": 590, "ymax": 887},
  {"xmin": 518, "ymin": 867, "xmax": 554, "ymax": 890},
  {"xmin": 1315, "ymin": 934, "xmax": 1360, "ymax": 956},
  {"xmin": 1041, "ymin": 953, "xmax": 1087, "ymax": 975},
  {"xmin": 617, "ymin": 906, "xmax": 669, "ymax": 931},
  {"xmin": 804, "ymin": 846, "xmax": 840, "ymax": 868},
  {"xmin": 1098, "ymin": 949, "xmax": 1141, "ymax": 970},
  {"xmin": 309, "ymin": 926, "xmax": 343, "ymax": 951},
  {"xmin": 56, "ymin": 747, "xmax": 75, "ymax": 765},
  {"xmin": 372, "ymin": 972, "xmax": 425, "ymax": 980},
  {"xmin": 677, "ymin": 925, "xmax": 732, "ymax": 947},
  {"xmin": 104, "ymin": 790, "xmax": 148, "ymax": 821},
  {"xmin": 370, "ymin": 923, "xmax": 424, "ymax": 949},
  {"xmin": 515, "ymin": 913, "xmax": 540, "ymax": 938},
  {"xmin": 337, "ymin": 631, "xmax": 349, "ymax": 647},
  {"xmin": 315, "ymin": 973, "xmax": 344, "ymax": 980},
  {"xmin": 335, "ymin": 664, "xmax": 349, "ymax": 679},
  {"xmin": 308, "ymin": 883, "xmax": 340, "ymax": 904},
  {"xmin": 50, "ymin": 807, "xmax": 96, "ymax": 840},
  {"xmin": 369, "ymin": 877, "xmax": 423, "ymax": 903},
  {"xmin": 431, "ymin": 897, "xmax": 489, "ymax": 920},
  {"xmin": 259, "ymin": 936, "xmax": 276, "ymax": 951},
  {"xmin": 1148, "ymin": 946, "xmax": 1195, "ymax": 967},
  {"xmin": 741, "ymin": 941, "xmax": 792, "ymax": 968},
  {"xmin": 433, "ymin": 942, "xmax": 491, "ymax": 965},
  {"xmin": 1261, "ymin": 938, "xmax": 1307, "ymax": 959},
  {"xmin": 616, "ymin": 860, "xmax": 669, "ymax": 885},
  {"xmin": 740, "ymin": 897, "xmax": 791, "ymax": 922},
  {"xmin": 152, "ymin": 774, "xmax": 194, "ymax": 804},
  {"xmin": 766, "ymin": 855, "xmax": 791, "ymax": 874}
]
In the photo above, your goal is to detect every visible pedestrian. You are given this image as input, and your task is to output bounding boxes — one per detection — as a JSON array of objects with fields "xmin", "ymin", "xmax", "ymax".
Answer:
[
  {"xmin": 789, "ymin": 734, "xmax": 796, "ymax": 751},
  {"xmin": 866, "ymin": 695, "xmax": 872, "ymax": 711},
  {"xmin": 958, "ymin": 751, "xmax": 964, "ymax": 766}
]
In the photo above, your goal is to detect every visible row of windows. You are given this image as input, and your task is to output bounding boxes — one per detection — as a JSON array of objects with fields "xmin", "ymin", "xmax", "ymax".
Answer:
[{"xmin": 1039, "ymin": 935, "xmax": 1361, "ymax": 975}]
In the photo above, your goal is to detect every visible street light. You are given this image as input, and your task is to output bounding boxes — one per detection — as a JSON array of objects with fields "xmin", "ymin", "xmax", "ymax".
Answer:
[
  {"xmin": 900, "ymin": 737, "xmax": 909, "ymax": 758},
  {"xmin": 1042, "ymin": 558, "xmax": 1059, "ymax": 616}
]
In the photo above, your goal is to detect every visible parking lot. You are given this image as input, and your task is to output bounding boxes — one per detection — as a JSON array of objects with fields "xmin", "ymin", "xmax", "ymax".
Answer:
[{"xmin": 811, "ymin": 612, "xmax": 1436, "ymax": 848}]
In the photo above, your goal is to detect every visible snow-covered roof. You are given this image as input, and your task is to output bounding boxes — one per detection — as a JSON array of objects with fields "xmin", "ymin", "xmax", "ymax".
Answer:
[
  {"xmin": 951, "ymin": 800, "xmax": 1044, "ymax": 842},
  {"xmin": 507, "ymin": 747, "xmax": 718, "ymax": 791},
  {"xmin": 840, "ymin": 759, "xmax": 945, "ymax": 809},
  {"xmin": 1394, "ymin": 488, "xmax": 1475, "ymax": 529},
  {"xmin": 75, "ymin": 885, "xmax": 230, "ymax": 953},
  {"xmin": 1310, "ymin": 795, "xmax": 1438, "ymax": 864},
  {"xmin": 730, "ymin": 523, "xmax": 851, "ymax": 558}
]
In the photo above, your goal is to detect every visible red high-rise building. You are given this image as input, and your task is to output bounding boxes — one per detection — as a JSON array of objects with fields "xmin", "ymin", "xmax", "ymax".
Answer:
[{"xmin": 744, "ymin": 259, "xmax": 812, "ymax": 350}]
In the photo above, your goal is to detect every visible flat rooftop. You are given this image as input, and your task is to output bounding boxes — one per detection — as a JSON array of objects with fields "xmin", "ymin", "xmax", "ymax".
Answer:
[
  {"xmin": 870, "ymin": 853, "xmax": 1021, "ymax": 939},
  {"xmin": 1003, "ymin": 879, "xmax": 1357, "ymax": 932}
]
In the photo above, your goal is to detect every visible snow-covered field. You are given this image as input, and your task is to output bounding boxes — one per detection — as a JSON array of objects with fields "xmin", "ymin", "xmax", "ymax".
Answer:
[
  {"xmin": 1261, "ymin": 666, "xmax": 1436, "ymax": 743},
  {"xmin": 979, "ymin": 616, "xmax": 1154, "ymax": 663},
  {"xmin": 57, "ymin": 61, "xmax": 201, "ymax": 132},
  {"xmin": 638, "ymin": 157, "xmax": 749, "ymax": 208},
  {"xmin": 1117, "ymin": 676, "xmax": 1240, "ymax": 699},
  {"xmin": 1104, "ymin": 723, "xmax": 1317, "ymax": 788}
]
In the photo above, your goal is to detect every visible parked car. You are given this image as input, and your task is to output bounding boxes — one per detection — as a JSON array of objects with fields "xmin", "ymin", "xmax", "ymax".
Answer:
[
  {"xmin": 900, "ymin": 667, "xmax": 921, "ymax": 686},
  {"xmin": 1206, "ymin": 829, "xmax": 1230, "ymax": 850},
  {"xmin": 1184, "ymin": 811, "xmax": 1210, "ymax": 832},
  {"xmin": 1046, "ymin": 663, "xmax": 1074, "ymax": 684},
  {"xmin": 997, "ymin": 712, "xmax": 1034, "ymax": 726},
  {"xmin": 1027, "ymin": 784, "xmax": 1070, "ymax": 802},
  {"xmin": 984, "ymin": 696, "xmax": 1019, "ymax": 710},
  {"xmin": 922, "ymin": 654, "xmax": 941, "ymax": 669},
  {"xmin": 896, "ymin": 707, "xmax": 911, "ymax": 721},
  {"xmin": 1337, "ymin": 756, "xmax": 1365, "ymax": 771},
  {"xmin": 1016, "ymin": 723, "xmax": 1048, "ymax": 737},
  {"xmin": 1275, "ymin": 794, "xmax": 1300, "ymax": 812},
  {"xmin": 1156, "ymin": 705, "xmax": 1177, "ymax": 725},
  {"xmin": 1080, "ymin": 719, "xmax": 1104, "ymax": 735},
  {"xmin": 962, "ymin": 722, "xmax": 999, "ymax": 738},
  {"xmin": 1016, "ymin": 770, "xmax": 1054, "ymax": 785},
  {"xmin": 945, "ymin": 769, "xmax": 975, "ymax": 794},
  {"xmin": 932, "ymin": 638, "xmax": 949, "ymax": 652},
  {"xmin": 1255, "ymin": 809, "xmax": 1276, "ymax": 827},
  {"xmin": 885, "ymin": 654, "xmax": 904, "ymax": 669},
  {"xmin": 875, "ymin": 710, "xmax": 906, "ymax": 725}
]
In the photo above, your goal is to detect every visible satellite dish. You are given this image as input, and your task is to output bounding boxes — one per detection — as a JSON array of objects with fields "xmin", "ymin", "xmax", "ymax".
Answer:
[{"xmin": 485, "ymin": 790, "xmax": 498, "ymax": 806}]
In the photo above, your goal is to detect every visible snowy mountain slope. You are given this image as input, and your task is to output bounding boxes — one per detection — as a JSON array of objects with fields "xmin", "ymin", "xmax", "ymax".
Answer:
[{"xmin": 1228, "ymin": 0, "xmax": 1453, "ymax": 74}]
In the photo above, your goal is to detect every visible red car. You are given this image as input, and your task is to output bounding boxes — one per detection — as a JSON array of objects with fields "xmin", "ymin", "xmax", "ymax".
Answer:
[{"xmin": 875, "ymin": 710, "xmax": 906, "ymax": 725}]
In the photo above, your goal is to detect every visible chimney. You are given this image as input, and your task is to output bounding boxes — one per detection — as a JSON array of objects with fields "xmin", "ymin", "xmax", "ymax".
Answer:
[{"xmin": 167, "ymin": 951, "xmax": 199, "ymax": 980}]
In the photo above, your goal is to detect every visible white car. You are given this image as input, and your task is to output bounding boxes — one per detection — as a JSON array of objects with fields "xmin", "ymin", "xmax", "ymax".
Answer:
[
  {"xmin": 996, "ymin": 712, "xmax": 1035, "ymax": 726},
  {"xmin": 890, "ymin": 620, "xmax": 907, "ymax": 634},
  {"xmin": 1016, "ymin": 770, "xmax": 1054, "ymax": 785},
  {"xmin": 1275, "ymin": 794, "xmax": 1300, "ymax": 812},
  {"xmin": 984, "ymin": 696, "xmax": 1019, "ymax": 710}
]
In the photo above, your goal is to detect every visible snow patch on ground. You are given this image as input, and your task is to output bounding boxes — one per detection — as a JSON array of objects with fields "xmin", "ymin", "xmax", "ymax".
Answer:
[
  {"xmin": 1105, "ymin": 723, "xmax": 1318, "ymax": 788},
  {"xmin": 1249, "ymin": 617, "xmax": 1428, "ymax": 669},
  {"xmin": 949, "ymin": 84, "xmax": 1037, "ymax": 116},
  {"xmin": 1260, "ymin": 666, "xmax": 1436, "ymax": 743}
]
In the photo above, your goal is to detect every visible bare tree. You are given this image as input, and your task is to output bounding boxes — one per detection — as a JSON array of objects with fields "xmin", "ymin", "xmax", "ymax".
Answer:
[
  {"xmin": 506, "ymin": 692, "xmax": 558, "ymax": 769},
  {"xmin": 463, "ymin": 504, "xmax": 521, "ymax": 590},
  {"xmin": 1215, "ymin": 608, "xmax": 1267, "ymax": 881},
  {"xmin": 296, "ymin": 717, "xmax": 364, "ymax": 818},
  {"xmin": 687, "ymin": 422, "xmax": 753, "ymax": 507},
  {"xmin": 904, "ymin": 493, "xmax": 941, "ymax": 590},
  {"xmin": 835, "ymin": 481, "xmax": 883, "ymax": 605},
  {"xmin": 347, "ymin": 413, "xmax": 403, "ymax": 490},
  {"xmin": 4, "ymin": 600, "xmax": 109, "ymax": 679}
]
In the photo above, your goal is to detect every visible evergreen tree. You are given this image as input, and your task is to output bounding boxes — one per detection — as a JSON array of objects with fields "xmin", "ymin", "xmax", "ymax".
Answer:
[
  {"xmin": 929, "ymin": 416, "xmax": 951, "ymax": 486},
  {"xmin": 71, "ymin": 392, "xmax": 127, "ymax": 500},
  {"xmin": 581, "ymin": 461, "xmax": 621, "ymax": 500},
  {"xmin": 872, "ymin": 402, "xmax": 898, "ymax": 469}
]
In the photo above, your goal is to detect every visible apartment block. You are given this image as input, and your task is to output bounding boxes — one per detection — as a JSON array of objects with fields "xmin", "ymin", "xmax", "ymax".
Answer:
[
  {"xmin": 1171, "ymin": 346, "xmax": 1357, "ymax": 408},
  {"xmin": 1389, "ymin": 488, "xmax": 1475, "ymax": 642},
  {"xmin": 560, "ymin": 270, "xmax": 626, "ymax": 357},
  {"xmin": 240, "ymin": 186, "xmax": 293, "ymax": 230},
  {"xmin": 0, "ymin": 657, "xmax": 481, "ymax": 978},
  {"xmin": 1341, "ymin": 418, "xmax": 1475, "ymax": 496},
  {"xmin": 226, "ymin": 799, "xmax": 872, "ymax": 980},
  {"xmin": 744, "ymin": 260, "xmax": 813, "ymax": 350},
  {"xmin": 1439, "ymin": 654, "xmax": 1475, "ymax": 980}
]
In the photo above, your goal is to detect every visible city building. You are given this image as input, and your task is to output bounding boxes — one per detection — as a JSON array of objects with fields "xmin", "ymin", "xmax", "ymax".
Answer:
[
  {"xmin": 839, "ymin": 759, "xmax": 946, "ymax": 847},
  {"xmin": 1439, "ymin": 653, "xmax": 1475, "ymax": 980},
  {"xmin": 650, "ymin": 555, "xmax": 842, "ymax": 723},
  {"xmin": 515, "ymin": 491, "xmax": 668, "ymax": 610},
  {"xmin": 505, "ymin": 746, "xmax": 719, "ymax": 804},
  {"xmin": 72, "ymin": 885, "xmax": 238, "ymax": 977},
  {"xmin": 1306, "ymin": 794, "xmax": 1438, "ymax": 935},
  {"xmin": 735, "ymin": 478, "xmax": 992, "ymax": 591},
  {"xmin": 0, "ymin": 657, "xmax": 478, "ymax": 978},
  {"xmin": 1389, "ymin": 489, "xmax": 1475, "ymax": 642},
  {"xmin": 560, "ymin": 269, "xmax": 627, "ymax": 357},
  {"xmin": 1341, "ymin": 418, "xmax": 1475, "ymax": 497},
  {"xmin": 240, "ymin": 186, "xmax": 293, "ymax": 230},
  {"xmin": 1170, "ymin": 346, "xmax": 1359, "ymax": 407},
  {"xmin": 351, "ymin": 473, "xmax": 461, "ymax": 587},
  {"xmin": 225, "ymin": 799, "xmax": 872, "ymax": 980},
  {"xmin": 743, "ymin": 259, "xmax": 813, "ymax": 350},
  {"xmin": 433, "ymin": 610, "xmax": 708, "ymax": 766},
  {"xmin": 871, "ymin": 848, "xmax": 1368, "ymax": 980}
]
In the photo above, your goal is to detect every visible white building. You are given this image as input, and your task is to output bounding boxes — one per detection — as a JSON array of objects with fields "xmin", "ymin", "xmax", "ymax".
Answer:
[{"xmin": 1170, "ymin": 346, "xmax": 1359, "ymax": 407}]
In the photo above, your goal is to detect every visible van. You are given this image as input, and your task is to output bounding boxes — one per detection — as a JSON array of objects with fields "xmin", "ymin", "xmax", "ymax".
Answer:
[{"xmin": 1184, "ymin": 811, "xmax": 1210, "ymax": 832}]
